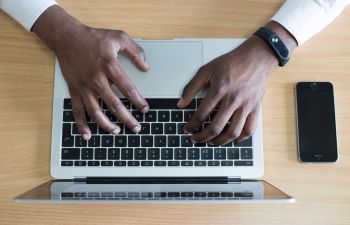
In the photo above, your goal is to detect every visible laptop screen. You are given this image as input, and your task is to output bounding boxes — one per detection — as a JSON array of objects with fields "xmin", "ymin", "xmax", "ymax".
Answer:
[{"xmin": 15, "ymin": 180, "xmax": 294, "ymax": 203}]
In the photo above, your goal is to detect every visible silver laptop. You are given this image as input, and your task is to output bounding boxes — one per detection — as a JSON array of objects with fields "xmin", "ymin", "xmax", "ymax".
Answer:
[{"xmin": 15, "ymin": 38, "xmax": 294, "ymax": 203}]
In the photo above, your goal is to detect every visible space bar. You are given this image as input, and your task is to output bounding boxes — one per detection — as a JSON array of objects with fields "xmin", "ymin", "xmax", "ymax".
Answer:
[{"xmin": 146, "ymin": 98, "xmax": 195, "ymax": 109}]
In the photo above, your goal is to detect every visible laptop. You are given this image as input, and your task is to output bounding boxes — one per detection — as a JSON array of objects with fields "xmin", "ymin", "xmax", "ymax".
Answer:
[{"xmin": 15, "ymin": 38, "xmax": 294, "ymax": 203}]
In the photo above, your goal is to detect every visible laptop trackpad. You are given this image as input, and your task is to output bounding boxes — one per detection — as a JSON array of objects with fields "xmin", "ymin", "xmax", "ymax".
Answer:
[{"xmin": 117, "ymin": 41, "xmax": 203, "ymax": 98}]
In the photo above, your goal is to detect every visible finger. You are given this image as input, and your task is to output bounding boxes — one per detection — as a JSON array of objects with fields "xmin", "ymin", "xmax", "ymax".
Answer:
[
  {"xmin": 70, "ymin": 90, "xmax": 91, "ymax": 140},
  {"xmin": 82, "ymin": 89, "xmax": 121, "ymax": 135},
  {"xmin": 105, "ymin": 61, "xmax": 149, "ymax": 113},
  {"xmin": 236, "ymin": 109, "xmax": 259, "ymax": 142},
  {"xmin": 118, "ymin": 33, "xmax": 149, "ymax": 71},
  {"xmin": 97, "ymin": 78, "xmax": 141, "ymax": 133},
  {"xmin": 184, "ymin": 86, "xmax": 224, "ymax": 133},
  {"xmin": 177, "ymin": 66, "xmax": 210, "ymax": 108},
  {"xmin": 191, "ymin": 101, "xmax": 235, "ymax": 143},
  {"xmin": 209, "ymin": 107, "xmax": 248, "ymax": 146}
]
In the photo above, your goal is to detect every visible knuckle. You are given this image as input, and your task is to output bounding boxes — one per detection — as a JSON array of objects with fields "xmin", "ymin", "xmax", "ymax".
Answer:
[
  {"xmin": 208, "ymin": 124, "xmax": 222, "ymax": 136},
  {"xmin": 124, "ymin": 86, "xmax": 138, "ymax": 99},
  {"xmin": 115, "ymin": 30, "xmax": 128, "ymax": 40},
  {"xmin": 228, "ymin": 130, "xmax": 240, "ymax": 139},
  {"xmin": 109, "ymin": 101, "xmax": 124, "ymax": 115}
]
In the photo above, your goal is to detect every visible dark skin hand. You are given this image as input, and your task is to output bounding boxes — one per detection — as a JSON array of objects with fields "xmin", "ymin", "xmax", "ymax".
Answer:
[
  {"xmin": 178, "ymin": 21, "xmax": 297, "ymax": 145},
  {"xmin": 32, "ymin": 5, "xmax": 149, "ymax": 140}
]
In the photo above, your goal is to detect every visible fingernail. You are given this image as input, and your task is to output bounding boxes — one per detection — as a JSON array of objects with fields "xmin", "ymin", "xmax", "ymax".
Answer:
[
  {"xmin": 208, "ymin": 141, "xmax": 214, "ymax": 145},
  {"xmin": 141, "ymin": 106, "xmax": 149, "ymax": 114},
  {"xmin": 82, "ymin": 134, "xmax": 90, "ymax": 140},
  {"xmin": 111, "ymin": 127, "xmax": 120, "ymax": 135},
  {"xmin": 191, "ymin": 137, "xmax": 197, "ymax": 144},
  {"xmin": 132, "ymin": 124, "xmax": 141, "ymax": 133},
  {"xmin": 177, "ymin": 98, "xmax": 183, "ymax": 107}
]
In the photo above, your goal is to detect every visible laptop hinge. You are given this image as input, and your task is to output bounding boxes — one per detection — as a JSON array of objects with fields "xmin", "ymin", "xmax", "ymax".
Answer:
[{"xmin": 83, "ymin": 177, "xmax": 241, "ymax": 184}]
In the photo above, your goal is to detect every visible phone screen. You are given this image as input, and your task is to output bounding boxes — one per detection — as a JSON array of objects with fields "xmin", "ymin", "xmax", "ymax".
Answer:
[{"xmin": 296, "ymin": 82, "xmax": 338, "ymax": 162}]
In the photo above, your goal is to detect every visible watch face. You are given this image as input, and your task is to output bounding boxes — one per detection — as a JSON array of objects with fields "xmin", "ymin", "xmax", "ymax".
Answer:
[{"xmin": 269, "ymin": 34, "xmax": 289, "ymax": 60}]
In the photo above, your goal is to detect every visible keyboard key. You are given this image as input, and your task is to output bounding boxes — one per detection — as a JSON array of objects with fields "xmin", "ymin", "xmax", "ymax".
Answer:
[
  {"xmin": 135, "ymin": 148, "xmax": 147, "ymax": 160},
  {"xmin": 74, "ymin": 161, "xmax": 86, "ymax": 166},
  {"xmin": 158, "ymin": 111, "xmax": 170, "ymax": 122},
  {"xmin": 64, "ymin": 98, "xmax": 72, "ymax": 109},
  {"xmin": 208, "ymin": 192, "xmax": 220, "ymax": 197},
  {"xmin": 75, "ymin": 136, "xmax": 87, "ymax": 147},
  {"xmin": 121, "ymin": 99, "xmax": 131, "ymax": 109},
  {"xmin": 188, "ymin": 148, "xmax": 200, "ymax": 159},
  {"xmin": 132, "ymin": 111, "xmax": 144, "ymax": 122},
  {"xmin": 88, "ymin": 161, "xmax": 100, "ymax": 166},
  {"xmin": 241, "ymin": 148, "xmax": 253, "ymax": 159},
  {"xmin": 101, "ymin": 192, "xmax": 113, "ymax": 197},
  {"xmin": 171, "ymin": 111, "xmax": 183, "ymax": 122},
  {"xmin": 72, "ymin": 123, "xmax": 79, "ymax": 134},
  {"xmin": 114, "ymin": 192, "xmax": 127, "ymax": 197},
  {"xmin": 128, "ymin": 136, "xmax": 140, "ymax": 147},
  {"xmin": 87, "ymin": 123, "xmax": 98, "ymax": 134},
  {"xmin": 181, "ymin": 192, "xmax": 193, "ymax": 197},
  {"xmin": 62, "ymin": 148, "xmax": 80, "ymax": 160},
  {"xmin": 144, "ymin": 111, "xmax": 157, "ymax": 122},
  {"xmin": 151, "ymin": 123, "xmax": 163, "ymax": 134},
  {"xmin": 141, "ymin": 161, "xmax": 153, "ymax": 166},
  {"xmin": 98, "ymin": 126, "xmax": 109, "ymax": 135},
  {"xmin": 81, "ymin": 148, "xmax": 93, "ymax": 159},
  {"xmin": 181, "ymin": 135, "xmax": 193, "ymax": 147},
  {"xmin": 101, "ymin": 161, "xmax": 113, "ymax": 166},
  {"xmin": 128, "ymin": 192, "xmax": 140, "ymax": 198},
  {"xmin": 234, "ymin": 137, "xmax": 252, "ymax": 147},
  {"xmin": 214, "ymin": 148, "xmax": 226, "ymax": 159},
  {"xmin": 184, "ymin": 110, "xmax": 195, "ymax": 122},
  {"xmin": 154, "ymin": 161, "xmax": 166, "ymax": 166},
  {"xmin": 234, "ymin": 161, "xmax": 253, "ymax": 166},
  {"xmin": 88, "ymin": 136, "xmax": 100, "ymax": 147},
  {"xmin": 168, "ymin": 192, "xmax": 180, "ymax": 197},
  {"xmin": 108, "ymin": 148, "xmax": 120, "ymax": 160},
  {"xmin": 208, "ymin": 161, "xmax": 220, "ymax": 166},
  {"xmin": 234, "ymin": 192, "xmax": 253, "ymax": 198},
  {"xmin": 194, "ymin": 192, "xmax": 207, "ymax": 197},
  {"xmin": 105, "ymin": 111, "xmax": 117, "ymax": 122},
  {"xmin": 201, "ymin": 148, "xmax": 213, "ymax": 159},
  {"xmin": 63, "ymin": 110, "xmax": 74, "ymax": 122},
  {"xmin": 174, "ymin": 148, "xmax": 186, "ymax": 160},
  {"xmin": 181, "ymin": 161, "xmax": 193, "ymax": 166},
  {"xmin": 161, "ymin": 148, "xmax": 173, "ymax": 160},
  {"xmin": 61, "ymin": 192, "xmax": 74, "ymax": 198},
  {"xmin": 194, "ymin": 142, "xmax": 206, "ymax": 147},
  {"xmin": 61, "ymin": 161, "xmax": 73, "ymax": 166},
  {"xmin": 227, "ymin": 148, "xmax": 239, "ymax": 159},
  {"xmin": 147, "ymin": 98, "xmax": 195, "ymax": 109},
  {"xmin": 141, "ymin": 136, "xmax": 153, "ymax": 147},
  {"xmin": 115, "ymin": 136, "xmax": 127, "ymax": 147},
  {"xmin": 95, "ymin": 148, "xmax": 107, "ymax": 160},
  {"xmin": 168, "ymin": 161, "xmax": 180, "ymax": 166},
  {"xmin": 194, "ymin": 161, "xmax": 206, "ymax": 166},
  {"xmin": 168, "ymin": 135, "xmax": 180, "ymax": 147},
  {"xmin": 177, "ymin": 123, "xmax": 186, "ymax": 134},
  {"xmin": 221, "ymin": 161, "xmax": 233, "ymax": 166},
  {"xmin": 121, "ymin": 148, "xmax": 133, "ymax": 160},
  {"xmin": 154, "ymin": 192, "xmax": 167, "ymax": 197},
  {"xmin": 139, "ymin": 123, "xmax": 150, "ymax": 134},
  {"xmin": 148, "ymin": 148, "xmax": 160, "ymax": 160},
  {"xmin": 102, "ymin": 136, "xmax": 113, "ymax": 147},
  {"xmin": 222, "ymin": 141, "xmax": 233, "ymax": 147},
  {"xmin": 164, "ymin": 123, "xmax": 176, "ymax": 134},
  {"xmin": 62, "ymin": 123, "xmax": 74, "ymax": 147},
  {"xmin": 154, "ymin": 135, "xmax": 166, "ymax": 147},
  {"xmin": 128, "ymin": 161, "xmax": 140, "ymax": 166},
  {"xmin": 114, "ymin": 161, "xmax": 127, "ymax": 166},
  {"xmin": 124, "ymin": 126, "xmax": 133, "ymax": 134},
  {"xmin": 221, "ymin": 192, "xmax": 233, "ymax": 197}
]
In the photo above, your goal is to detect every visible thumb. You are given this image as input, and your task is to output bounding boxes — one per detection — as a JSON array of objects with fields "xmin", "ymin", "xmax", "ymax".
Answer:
[{"xmin": 121, "ymin": 38, "xmax": 149, "ymax": 72}]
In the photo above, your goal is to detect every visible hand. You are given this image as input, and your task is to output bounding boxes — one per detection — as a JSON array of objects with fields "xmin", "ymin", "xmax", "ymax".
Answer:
[
  {"xmin": 177, "ymin": 36, "xmax": 278, "ymax": 145},
  {"xmin": 33, "ymin": 6, "xmax": 149, "ymax": 140}
]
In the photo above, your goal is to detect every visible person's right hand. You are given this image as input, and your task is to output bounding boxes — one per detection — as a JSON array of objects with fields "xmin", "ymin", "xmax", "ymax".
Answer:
[{"xmin": 32, "ymin": 5, "xmax": 149, "ymax": 140}]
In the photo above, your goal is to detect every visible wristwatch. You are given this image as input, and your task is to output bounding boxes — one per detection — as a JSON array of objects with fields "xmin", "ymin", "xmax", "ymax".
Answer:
[{"xmin": 254, "ymin": 27, "xmax": 290, "ymax": 67}]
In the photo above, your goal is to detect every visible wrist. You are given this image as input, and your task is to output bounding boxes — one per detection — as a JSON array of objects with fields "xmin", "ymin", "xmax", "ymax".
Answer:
[{"xmin": 32, "ymin": 5, "xmax": 87, "ymax": 55}]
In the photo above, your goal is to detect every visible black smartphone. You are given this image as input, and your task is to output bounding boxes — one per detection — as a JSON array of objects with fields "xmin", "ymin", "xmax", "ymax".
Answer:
[{"xmin": 295, "ymin": 82, "xmax": 338, "ymax": 163}]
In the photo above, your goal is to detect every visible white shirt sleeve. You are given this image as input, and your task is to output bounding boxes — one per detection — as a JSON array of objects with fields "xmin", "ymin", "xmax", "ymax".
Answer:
[
  {"xmin": 0, "ymin": 0, "xmax": 57, "ymax": 31},
  {"xmin": 271, "ymin": 0, "xmax": 350, "ymax": 45}
]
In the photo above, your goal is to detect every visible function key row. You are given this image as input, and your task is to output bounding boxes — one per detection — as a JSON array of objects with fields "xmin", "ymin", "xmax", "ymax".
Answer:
[
  {"xmin": 61, "ymin": 160, "xmax": 253, "ymax": 167},
  {"xmin": 61, "ymin": 147, "xmax": 252, "ymax": 160}
]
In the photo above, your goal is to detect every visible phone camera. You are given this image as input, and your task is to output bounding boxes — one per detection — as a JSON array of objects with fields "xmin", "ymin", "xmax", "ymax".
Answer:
[{"xmin": 310, "ymin": 82, "xmax": 318, "ymax": 91}]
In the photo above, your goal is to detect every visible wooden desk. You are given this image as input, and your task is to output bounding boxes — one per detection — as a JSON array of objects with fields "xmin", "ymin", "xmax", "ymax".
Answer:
[{"xmin": 0, "ymin": 1, "xmax": 349, "ymax": 224}]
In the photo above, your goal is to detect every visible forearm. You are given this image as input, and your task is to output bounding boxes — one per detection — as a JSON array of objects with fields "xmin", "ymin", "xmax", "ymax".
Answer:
[{"xmin": 32, "ymin": 5, "xmax": 87, "ymax": 55}]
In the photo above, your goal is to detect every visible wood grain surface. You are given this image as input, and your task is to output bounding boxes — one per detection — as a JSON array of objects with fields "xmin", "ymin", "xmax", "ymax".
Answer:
[{"xmin": 0, "ymin": 1, "xmax": 349, "ymax": 225}]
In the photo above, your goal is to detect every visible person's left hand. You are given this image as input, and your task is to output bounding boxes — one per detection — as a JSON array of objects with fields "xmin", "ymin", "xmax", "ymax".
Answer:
[{"xmin": 177, "ymin": 36, "xmax": 278, "ymax": 145}]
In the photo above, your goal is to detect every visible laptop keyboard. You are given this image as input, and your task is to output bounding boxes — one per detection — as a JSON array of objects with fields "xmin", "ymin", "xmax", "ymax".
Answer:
[{"xmin": 61, "ymin": 98, "xmax": 253, "ymax": 167}]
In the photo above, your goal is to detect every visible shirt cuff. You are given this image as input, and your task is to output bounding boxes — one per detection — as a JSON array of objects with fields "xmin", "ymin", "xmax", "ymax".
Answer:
[
  {"xmin": 271, "ymin": 0, "xmax": 350, "ymax": 45},
  {"xmin": 0, "ymin": 0, "xmax": 57, "ymax": 31}
]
